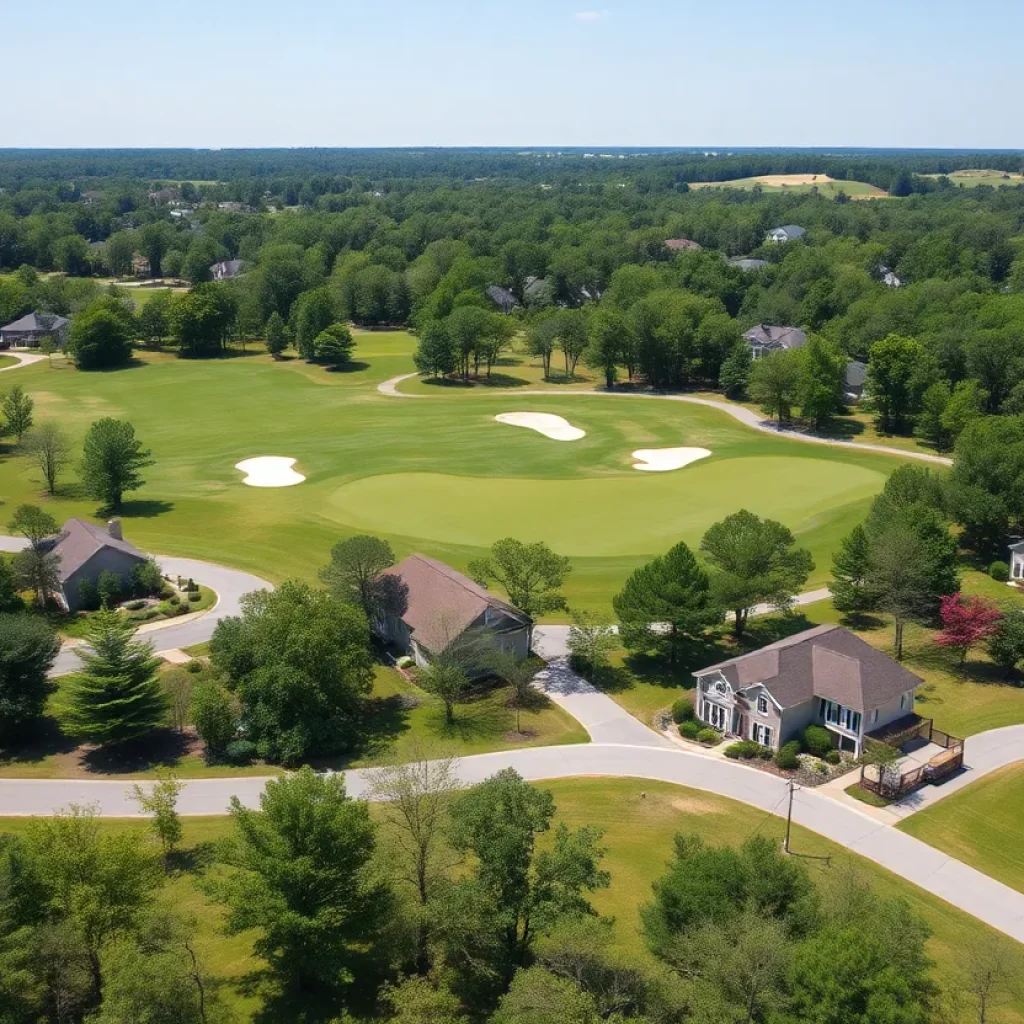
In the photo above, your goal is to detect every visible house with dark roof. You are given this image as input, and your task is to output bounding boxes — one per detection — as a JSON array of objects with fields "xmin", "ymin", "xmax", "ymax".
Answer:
[
  {"xmin": 664, "ymin": 238, "xmax": 702, "ymax": 252},
  {"xmin": 486, "ymin": 285, "xmax": 518, "ymax": 314},
  {"xmin": 845, "ymin": 360, "xmax": 867, "ymax": 401},
  {"xmin": 742, "ymin": 324, "xmax": 807, "ymax": 359},
  {"xmin": 375, "ymin": 554, "xmax": 532, "ymax": 672},
  {"xmin": 210, "ymin": 259, "xmax": 245, "ymax": 281},
  {"xmin": 45, "ymin": 518, "xmax": 149, "ymax": 612},
  {"xmin": 0, "ymin": 312, "xmax": 70, "ymax": 350},
  {"xmin": 692, "ymin": 624, "xmax": 923, "ymax": 755},
  {"xmin": 766, "ymin": 224, "xmax": 806, "ymax": 244}
]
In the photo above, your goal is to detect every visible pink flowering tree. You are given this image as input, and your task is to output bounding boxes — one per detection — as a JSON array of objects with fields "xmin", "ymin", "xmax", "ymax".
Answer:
[{"xmin": 934, "ymin": 594, "xmax": 1002, "ymax": 666}]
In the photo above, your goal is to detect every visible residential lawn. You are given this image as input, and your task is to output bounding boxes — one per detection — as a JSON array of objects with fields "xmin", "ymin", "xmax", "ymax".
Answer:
[
  {"xmin": 181, "ymin": 640, "xmax": 211, "ymax": 657},
  {"xmin": 0, "ymin": 665, "xmax": 585, "ymax": 779},
  {"xmin": 689, "ymin": 174, "xmax": 888, "ymax": 198},
  {"xmin": 3, "ymin": 778, "xmax": 1022, "ymax": 1023},
  {"xmin": 897, "ymin": 763, "xmax": 1024, "ymax": 895},
  {"xmin": 0, "ymin": 355, "xmax": 17, "ymax": 370},
  {"xmin": 0, "ymin": 332, "xmax": 912, "ymax": 613},
  {"xmin": 844, "ymin": 781, "xmax": 892, "ymax": 807}
]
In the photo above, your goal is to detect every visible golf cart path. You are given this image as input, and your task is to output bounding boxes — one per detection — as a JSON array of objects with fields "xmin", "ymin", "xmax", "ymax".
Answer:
[
  {"xmin": 377, "ymin": 373, "xmax": 953, "ymax": 466},
  {"xmin": 0, "ymin": 536, "xmax": 272, "ymax": 675},
  {"xmin": 0, "ymin": 352, "xmax": 47, "ymax": 373}
]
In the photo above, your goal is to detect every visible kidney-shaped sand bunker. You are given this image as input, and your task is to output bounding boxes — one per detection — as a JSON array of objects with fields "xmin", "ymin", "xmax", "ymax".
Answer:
[
  {"xmin": 235, "ymin": 456, "xmax": 305, "ymax": 487},
  {"xmin": 494, "ymin": 412, "xmax": 585, "ymax": 441}
]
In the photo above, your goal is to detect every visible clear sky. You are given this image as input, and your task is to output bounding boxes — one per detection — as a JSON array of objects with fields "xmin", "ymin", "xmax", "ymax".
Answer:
[{"xmin": 3, "ymin": 0, "xmax": 1022, "ymax": 149}]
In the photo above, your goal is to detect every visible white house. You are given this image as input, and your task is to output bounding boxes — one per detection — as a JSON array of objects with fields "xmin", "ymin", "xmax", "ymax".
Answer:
[
  {"xmin": 1009, "ymin": 541, "xmax": 1024, "ymax": 582},
  {"xmin": 765, "ymin": 225, "xmax": 806, "ymax": 244}
]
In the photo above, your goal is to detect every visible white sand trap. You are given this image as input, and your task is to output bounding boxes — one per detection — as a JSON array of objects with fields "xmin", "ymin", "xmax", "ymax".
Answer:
[
  {"xmin": 631, "ymin": 447, "xmax": 711, "ymax": 472},
  {"xmin": 495, "ymin": 412, "xmax": 585, "ymax": 441},
  {"xmin": 235, "ymin": 456, "xmax": 305, "ymax": 487}
]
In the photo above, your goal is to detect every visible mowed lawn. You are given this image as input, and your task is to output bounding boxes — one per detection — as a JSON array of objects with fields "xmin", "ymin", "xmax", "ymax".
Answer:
[
  {"xmin": 897, "ymin": 763, "xmax": 1024, "ymax": 895},
  {"xmin": 3, "ymin": 778, "xmax": 1022, "ymax": 1023},
  {"xmin": 924, "ymin": 170, "xmax": 1024, "ymax": 188},
  {"xmin": 0, "ymin": 332, "xmax": 900, "ymax": 611}
]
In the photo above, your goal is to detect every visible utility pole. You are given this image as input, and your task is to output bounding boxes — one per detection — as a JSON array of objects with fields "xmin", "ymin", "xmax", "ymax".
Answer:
[{"xmin": 784, "ymin": 778, "xmax": 795, "ymax": 854}]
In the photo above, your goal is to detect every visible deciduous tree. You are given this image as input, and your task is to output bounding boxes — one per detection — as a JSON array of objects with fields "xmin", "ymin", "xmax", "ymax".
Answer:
[
  {"xmin": 469, "ymin": 538, "xmax": 571, "ymax": 619},
  {"xmin": 318, "ymin": 534, "xmax": 400, "ymax": 621},
  {"xmin": 935, "ymin": 594, "xmax": 1002, "ymax": 666},
  {"xmin": 80, "ymin": 418, "xmax": 154, "ymax": 511},
  {"xmin": 1, "ymin": 384, "xmax": 33, "ymax": 442},
  {"xmin": 747, "ymin": 349, "xmax": 802, "ymax": 427},
  {"xmin": 23, "ymin": 422, "xmax": 72, "ymax": 495},
  {"xmin": 0, "ymin": 613, "xmax": 60, "ymax": 740}
]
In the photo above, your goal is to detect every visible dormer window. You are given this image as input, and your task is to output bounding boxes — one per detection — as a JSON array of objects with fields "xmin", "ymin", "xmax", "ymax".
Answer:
[{"xmin": 757, "ymin": 695, "xmax": 769, "ymax": 715}]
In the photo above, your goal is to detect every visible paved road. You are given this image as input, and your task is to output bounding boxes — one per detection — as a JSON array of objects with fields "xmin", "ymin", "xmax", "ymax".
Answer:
[
  {"xmin": 2, "ymin": 742, "xmax": 1023, "ymax": 944},
  {"xmin": 0, "ymin": 351, "xmax": 46, "ymax": 374},
  {"xmin": 377, "ymin": 373, "xmax": 953, "ymax": 467},
  {"xmin": 0, "ymin": 537, "xmax": 272, "ymax": 675}
]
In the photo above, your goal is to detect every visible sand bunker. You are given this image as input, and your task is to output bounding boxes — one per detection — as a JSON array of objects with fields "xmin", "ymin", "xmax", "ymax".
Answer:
[
  {"xmin": 235, "ymin": 456, "xmax": 305, "ymax": 487},
  {"xmin": 495, "ymin": 412, "xmax": 585, "ymax": 441},
  {"xmin": 631, "ymin": 447, "xmax": 711, "ymax": 472}
]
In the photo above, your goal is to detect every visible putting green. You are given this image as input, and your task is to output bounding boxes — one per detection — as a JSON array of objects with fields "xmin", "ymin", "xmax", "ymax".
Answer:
[{"xmin": 327, "ymin": 457, "xmax": 886, "ymax": 557}]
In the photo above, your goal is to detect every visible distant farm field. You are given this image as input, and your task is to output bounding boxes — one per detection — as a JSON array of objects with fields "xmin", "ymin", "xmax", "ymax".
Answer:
[
  {"xmin": 924, "ymin": 169, "xmax": 1024, "ymax": 188},
  {"xmin": 689, "ymin": 174, "xmax": 887, "ymax": 198}
]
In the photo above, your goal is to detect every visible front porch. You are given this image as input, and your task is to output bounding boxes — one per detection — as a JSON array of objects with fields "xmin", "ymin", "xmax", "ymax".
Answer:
[{"xmin": 858, "ymin": 714, "xmax": 964, "ymax": 800}]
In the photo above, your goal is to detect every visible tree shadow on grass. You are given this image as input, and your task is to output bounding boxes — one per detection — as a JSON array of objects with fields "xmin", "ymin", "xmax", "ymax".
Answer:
[
  {"xmin": 325, "ymin": 361, "xmax": 370, "ymax": 374},
  {"xmin": 0, "ymin": 716, "xmax": 79, "ymax": 769},
  {"xmin": 116, "ymin": 499, "xmax": 175, "ymax": 519},
  {"xmin": 81, "ymin": 728, "xmax": 195, "ymax": 775}
]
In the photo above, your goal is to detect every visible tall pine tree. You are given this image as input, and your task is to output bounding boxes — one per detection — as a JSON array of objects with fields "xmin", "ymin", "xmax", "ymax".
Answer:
[{"xmin": 62, "ymin": 610, "xmax": 167, "ymax": 744}]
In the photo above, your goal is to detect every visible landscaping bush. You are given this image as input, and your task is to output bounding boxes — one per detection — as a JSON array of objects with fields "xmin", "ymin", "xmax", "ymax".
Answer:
[
  {"xmin": 124, "ymin": 599, "xmax": 146, "ymax": 611},
  {"xmin": 678, "ymin": 721, "xmax": 701, "ymax": 740},
  {"xmin": 185, "ymin": 659, "xmax": 205, "ymax": 674},
  {"xmin": 990, "ymin": 560, "xmax": 1011, "ymax": 583},
  {"xmin": 77, "ymin": 577, "xmax": 101, "ymax": 612},
  {"xmin": 824, "ymin": 749, "xmax": 842, "ymax": 765},
  {"xmin": 671, "ymin": 697, "xmax": 695, "ymax": 724},
  {"xmin": 225, "ymin": 739, "xmax": 257, "ymax": 765},
  {"xmin": 97, "ymin": 570, "xmax": 122, "ymax": 610},
  {"xmin": 130, "ymin": 558, "xmax": 164, "ymax": 597},
  {"xmin": 802, "ymin": 724, "xmax": 834, "ymax": 758},
  {"xmin": 695, "ymin": 728, "xmax": 721, "ymax": 745},
  {"xmin": 130, "ymin": 607, "xmax": 160, "ymax": 622},
  {"xmin": 188, "ymin": 591, "xmax": 202, "ymax": 603},
  {"xmin": 774, "ymin": 740, "xmax": 801, "ymax": 770},
  {"xmin": 192, "ymin": 681, "xmax": 237, "ymax": 755},
  {"xmin": 758, "ymin": 745, "xmax": 774, "ymax": 760},
  {"xmin": 168, "ymin": 594, "xmax": 180, "ymax": 606},
  {"xmin": 724, "ymin": 740, "xmax": 761, "ymax": 760}
]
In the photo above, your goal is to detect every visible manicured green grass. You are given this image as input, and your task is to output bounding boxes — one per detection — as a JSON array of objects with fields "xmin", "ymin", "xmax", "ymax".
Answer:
[
  {"xmin": 844, "ymin": 781, "xmax": 892, "ymax": 808},
  {"xmin": 898, "ymin": 763, "xmax": 1024, "ymax": 895},
  {"xmin": 689, "ymin": 174, "xmax": 887, "ymax": 198},
  {"xmin": 0, "ymin": 663, "xmax": 585, "ymax": 779},
  {"xmin": 0, "ymin": 355, "xmax": 17, "ymax": 370},
  {"xmin": 0, "ymin": 330, "xmax": 907, "ymax": 612},
  {"xmin": 3, "ymin": 779, "xmax": 1021, "ymax": 1023},
  {"xmin": 181, "ymin": 641, "xmax": 211, "ymax": 657}
]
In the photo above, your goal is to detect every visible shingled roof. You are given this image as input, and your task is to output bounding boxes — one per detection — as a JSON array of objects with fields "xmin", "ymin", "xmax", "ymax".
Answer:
[
  {"xmin": 382, "ymin": 554, "xmax": 529, "ymax": 655},
  {"xmin": 693, "ymin": 624, "xmax": 923, "ymax": 711},
  {"xmin": 1, "ymin": 312, "xmax": 69, "ymax": 334},
  {"xmin": 46, "ymin": 518, "xmax": 147, "ymax": 583}
]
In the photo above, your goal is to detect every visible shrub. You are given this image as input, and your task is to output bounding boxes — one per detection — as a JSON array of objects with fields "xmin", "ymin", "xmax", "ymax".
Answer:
[
  {"xmin": 678, "ymin": 721, "xmax": 701, "ymax": 740},
  {"xmin": 130, "ymin": 558, "xmax": 164, "ymax": 597},
  {"xmin": 124, "ymin": 599, "xmax": 146, "ymax": 611},
  {"xmin": 758, "ymin": 745, "xmax": 774, "ymax": 760},
  {"xmin": 225, "ymin": 739, "xmax": 257, "ymax": 764},
  {"xmin": 77, "ymin": 577, "xmax": 101, "ymax": 612},
  {"xmin": 802, "ymin": 724, "xmax": 834, "ymax": 758},
  {"xmin": 990, "ymin": 561, "xmax": 1011, "ymax": 583},
  {"xmin": 191, "ymin": 681, "xmax": 237, "ymax": 755},
  {"xmin": 185, "ymin": 659, "xmax": 205, "ymax": 674},
  {"xmin": 97, "ymin": 570, "xmax": 122, "ymax": 610},
  {"xmin": 168, "ymin": 594, "xmax": 181, "ymax": 606},
  {"xmin": 671, "ymin": 697, "xmax": 695, "ymax": 724},
  {"xmin": 725, "ymin": 740, "xmax": 761, "ymax": 760},
  {"xmin": 695, "ymin": 727, "xmax": 721, "ymax": 745},
  {"xmin": 824, "ymin": 749, "xmax": 842, "ymax": 765},
  {"xmin": 188, "ymin": 591, "xmax": 202, "ymax": 603},
  {"xmin": 774, "ymin": 740, "xmax": 801, "ymax": 770}
]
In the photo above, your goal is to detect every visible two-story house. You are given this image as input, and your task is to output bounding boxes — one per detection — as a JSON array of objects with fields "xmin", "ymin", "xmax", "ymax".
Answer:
[{"xmin": 691, "ymin": 624, "xmax": 923, "ymax": 756}]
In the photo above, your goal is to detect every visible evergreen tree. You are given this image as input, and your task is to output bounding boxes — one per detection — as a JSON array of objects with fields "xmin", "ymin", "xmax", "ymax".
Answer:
[
  {"xmin": 80, "ymin": 418, "xmax": 153, "ymax": 512},
  {"xmin": 265, "ymin": 310, "xmax": 288, "ymax": 359},
  {"xmin": 61, "ymin": 611, "xmax": 167, "ymax": 745},
  {"xmin": 718, "ymin": 340, "xmax": 752, "ymax": 398},
  {"xmin": 829, "ymin": 524, "xmax": 878, "ymax": 616}
]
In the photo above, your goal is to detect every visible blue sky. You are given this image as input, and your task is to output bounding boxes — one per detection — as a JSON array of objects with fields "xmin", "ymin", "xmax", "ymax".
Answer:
[{"xmin": 3, "ymin": 0, "xmax": 1022, "ymax": 148}]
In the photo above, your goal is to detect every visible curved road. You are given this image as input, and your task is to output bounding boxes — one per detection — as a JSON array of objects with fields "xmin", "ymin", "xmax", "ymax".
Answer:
[
  {"xmin": 378, "ymin": 373, "xmax": 953, "ymax": 467},
  {"xmin": 0, "ymin": 537, "xmax": 272, "ymax": 675}
]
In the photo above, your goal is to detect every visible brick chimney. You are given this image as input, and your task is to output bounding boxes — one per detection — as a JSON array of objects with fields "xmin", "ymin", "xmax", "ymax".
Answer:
[{"xmin": 107, "ymin": 518, "xmax": 123, "ymax": 541}]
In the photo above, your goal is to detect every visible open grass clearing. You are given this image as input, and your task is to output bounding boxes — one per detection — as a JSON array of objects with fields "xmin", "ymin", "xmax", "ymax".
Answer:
[
  {"xmin": 689, "ymin": 174, "xmax": 887, "ymax": 198},
  {"xmin": 2, "ymin": 778, "xmax": 1021, "ymax": 1022},
  {"xmin": 897, "ymin": 762, "xmax": 1024, "ymax": 895},
  {"xmin": 924, "ymin": 169, "xmax": 1024, "ymax": 188},
  {"xmin": 0, "ymin": 332, "xmax": 901, "ymax": 611},
  {"xmin": 0, "ymin": 354, "xmax": 18, "ymax": 370}
]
